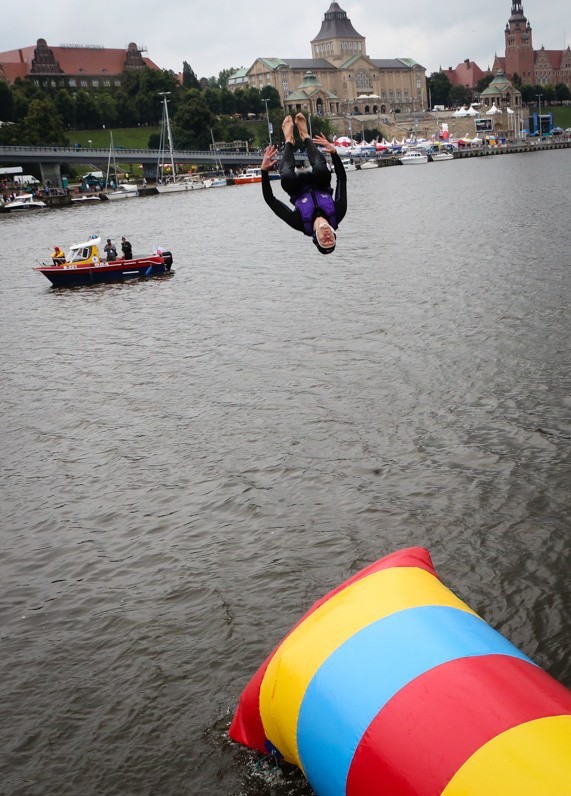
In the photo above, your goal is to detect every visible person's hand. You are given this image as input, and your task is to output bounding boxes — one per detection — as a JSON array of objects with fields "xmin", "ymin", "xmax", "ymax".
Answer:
[
  {"xmin": 261, "ymin": 144, "xmax": 278, "ymax": 171},
  {"xmin": 312, "ymin": 133, "xmax": 335, "ymax": 153}
]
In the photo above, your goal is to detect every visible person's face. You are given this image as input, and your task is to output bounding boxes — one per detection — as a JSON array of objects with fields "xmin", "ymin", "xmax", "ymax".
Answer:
[{"xmin": 315, "ymin": 222, "xmax": 336, "ymax": 249}]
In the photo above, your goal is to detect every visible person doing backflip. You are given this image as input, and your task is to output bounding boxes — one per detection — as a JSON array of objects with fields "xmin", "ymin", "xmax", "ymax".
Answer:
[{"xmin": 261, "ymin": 113, "xmax": 347, "ymax": 254}]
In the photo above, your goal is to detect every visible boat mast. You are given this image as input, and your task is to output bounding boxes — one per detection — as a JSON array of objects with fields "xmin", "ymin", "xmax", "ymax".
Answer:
[
  {"xmin": 105, "ymin": 131, "xmax": 118, "ymax": 189},
  {"xmin": 159, "ymin": 92, "xmax": 176, "ymax": 181},
  {"xmin": 210, "ymin": 127, "xmax": 223, "ymax": 172},
  {"xmin": 105, "ymin": 133, "xmax": 112, "ymax": 189}
]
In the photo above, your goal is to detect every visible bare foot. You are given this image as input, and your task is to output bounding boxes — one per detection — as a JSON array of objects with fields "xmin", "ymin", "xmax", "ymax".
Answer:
[
  {"xmin": 295, "ymin": 113, "xmax": 309, "ymax": 141},
  {"xmin": 282, "ymin": 115, "xmax": 295, "ymax": 144}
]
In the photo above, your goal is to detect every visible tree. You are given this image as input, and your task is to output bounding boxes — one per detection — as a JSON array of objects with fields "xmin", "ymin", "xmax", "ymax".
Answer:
[
  {"xmin": 555, "ymin": 82, "xmax": 571, "ymax": 102},
  {"xmin": 148, "ymin": 131, "xmax": 161, "ymax": 149},
  {"xmin": 539, "ymin": 84, "xmax": 555, "ymax": 103},
  {"xmin": 214, "ymin": 117, "xmax": 251, "ymax": 143},
  {"xmin": 53, "ymin": 89, "xmax": 75, "ymax": 128},
  {"xmin": 217, "ymin": 68, "xmax": 237, "ymax": 89},
  {"xmin": 449, "ymin": 84, "xmax": 473, "ymax": 107},
  {"xmin": 204, "ymin": 87, "xmax": 223, "ymax": 114},
  {"xmin": 0, "ymin": 80, "xmax": 15, "ymax": 122},
  {"xmin": 114, "ymin": 91, "xmax": 140, "ymax": 127},
  {"xmin": 97, "ymin": 93, "xmax": 119, "ymax": 128},
  {"xmin": 171, "ymin": 90, "xmax": 216, "ymax": 149},
  {"xmin": 182, "ymin": 61, "xmax": 201, "ymax": 90},
  {"xmin": 476, "ymin": 75, "xmax": 493, "ymax": 93},
  {"xmin": 0, "ymin": 121, "xmax": 18, "ymax": 145},
  {"xmin": 74, "ymin": 89, "xmax": 102, "ymax": 129},
  {"xmin": 426, "ymin": 72, "xmax": 452, "ymax": 107},
  {"xmin": 19, "ymin": 98, "xmax": 69, "ymax": 145},
  {"xmin": 520, "ymin": 83, "xmax": 535, "ymax": 103},
  {"xmin": 260, "ymin": 85, "xmax": 281, "ymax": 110}
]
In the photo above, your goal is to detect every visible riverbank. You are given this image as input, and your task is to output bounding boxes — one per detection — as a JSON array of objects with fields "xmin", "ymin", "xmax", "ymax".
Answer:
[{"xmin": 353, "ymin": 138, "xmax": 570, "ymax": 169}]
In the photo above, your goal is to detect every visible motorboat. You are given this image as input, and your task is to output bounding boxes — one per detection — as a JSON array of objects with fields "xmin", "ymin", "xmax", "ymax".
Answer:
[
  {"xmin": 358, "ymin": 159, "xmax": 379, "ymax": 170},
  {"xmin": 399, "ymin": 150, "xmax": 429, "ymax": 165},
  {"xmin": 33, "ymin": 235, "xmax": 173, "ymax": 287},
  {"xmin": 340, "ymin": 157, "xmax": 357, "ymax": 172},
  {"xmin": 203, "ymin": 176, "xmax": 228, "ymax": 189},
  {"xmin": 3, "ymin": 193, "xmax": 46, "ymax": 210},
  {"xmin": 430, "ymin": 151, "xmax": 454, "ymax": 161},
  {"xmin": 102, "ymin": 184, "xmax": 139, "ymax": 200},
  {"xmin": 233, "ymin": 168, "xmax": 263, "ymax": 185},
  {"xmin": 156, "ymin": 175, "xmax": 204, "ymax": 193},
  {"xmin": 71, "ymin": 194, "xmax": 101, "ymax": 203}
]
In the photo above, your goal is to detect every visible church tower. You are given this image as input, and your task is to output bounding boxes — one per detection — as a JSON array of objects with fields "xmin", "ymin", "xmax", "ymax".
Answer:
[
  {"xmin": 504, "ymin": 1, "xmax": 535, "ymax": 83},
  {"xmin": 310, "ymin": 2, "xmax": 366, "ymax": 65}
]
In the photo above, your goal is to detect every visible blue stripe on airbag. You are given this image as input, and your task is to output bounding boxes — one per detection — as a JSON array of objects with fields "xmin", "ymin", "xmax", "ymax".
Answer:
[{"xmin": 297, "ymin": 605, "xmax": 533, "ymax": 796}]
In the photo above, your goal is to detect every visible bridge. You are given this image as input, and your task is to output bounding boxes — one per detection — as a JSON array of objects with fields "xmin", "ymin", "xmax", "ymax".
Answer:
[{"xmin": 0, "ymin": 145, "xmax": 302, "ymax": 185}]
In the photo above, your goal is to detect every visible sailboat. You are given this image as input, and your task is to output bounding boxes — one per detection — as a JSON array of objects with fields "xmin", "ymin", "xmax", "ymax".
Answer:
[
  {"xmin": 102, "ymin": 131, "xmax": 138, "ymax": 200},
  {"xmin": 156, "ymin": 93, "xmax": 204, "ymax": 193},
  {"xmin": 203, "ymin": 129, "xmax": 228, "ymax": 188}
]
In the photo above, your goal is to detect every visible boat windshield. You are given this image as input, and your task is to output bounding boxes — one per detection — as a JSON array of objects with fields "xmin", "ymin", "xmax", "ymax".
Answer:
[{"xmin": 68, "ymin": 245, "xmax": 93, "ymax": 263}]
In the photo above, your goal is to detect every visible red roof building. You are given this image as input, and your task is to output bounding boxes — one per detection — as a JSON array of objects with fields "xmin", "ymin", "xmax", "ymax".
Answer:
[
  {"xmin": 442, "ymin": 59, "xmax": 489, "ymax": 89},
  {"xmin": 493, "ymin": 2, "xmax": 571, "ymax": 89},
  {"xmin": 0, "ymin": 38, "xmax": 160, "ymax": 90}
]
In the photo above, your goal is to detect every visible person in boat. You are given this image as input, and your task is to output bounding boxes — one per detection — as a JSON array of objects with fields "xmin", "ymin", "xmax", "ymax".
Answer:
[
  {"xmin": 121, "ymin": 237, "xmax": 133, "ymax": 260},
  {"xmin": 51, "ymin": 245, "xmax": 66, "ymax": 266},
  {"xmin": 104, "ymin": 239, "xmax": 117, "ymax": 262},
  {"xmin": 261, "ymin": 113, "xmax": 347, "ymax": 254}
]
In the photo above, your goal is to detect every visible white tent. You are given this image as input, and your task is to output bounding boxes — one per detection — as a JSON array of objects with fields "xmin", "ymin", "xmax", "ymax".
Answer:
[
  {"xmin": 506, "ymin": 107, "xmax": 515, "ymax": 115},
  {"xmin": 486, "ymin": 103, "xmax": 502, "ymax": 115},
  {"xmin": 465, "ymin": 106, "xmax": 478, "ymax": 116},
  {"xmin": 453, "ymin": 107, "xmax": 468, "ymax": 117}
]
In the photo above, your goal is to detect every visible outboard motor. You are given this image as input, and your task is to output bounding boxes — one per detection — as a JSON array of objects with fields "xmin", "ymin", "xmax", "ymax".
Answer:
[{"xmin": 162, "ymin": 251, "xmax": 173, "ymax": 271}]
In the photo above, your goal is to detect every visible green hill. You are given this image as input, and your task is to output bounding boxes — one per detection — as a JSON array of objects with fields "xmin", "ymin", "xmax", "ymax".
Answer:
[{"xmin": 70, "ymin": 128, "xmax": 160, "ymax": 149}]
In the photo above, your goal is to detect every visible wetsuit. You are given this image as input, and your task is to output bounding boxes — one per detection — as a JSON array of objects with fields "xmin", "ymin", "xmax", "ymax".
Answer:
[{"xmin": 262, "ymin": 140, "xmax": 347, "ymax": 234}]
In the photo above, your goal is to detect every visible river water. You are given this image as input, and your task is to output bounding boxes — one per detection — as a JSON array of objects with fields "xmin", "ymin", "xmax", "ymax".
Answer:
[{"xmin": 1, "ymin": 150, "xmax": 570, "ymax": 795}]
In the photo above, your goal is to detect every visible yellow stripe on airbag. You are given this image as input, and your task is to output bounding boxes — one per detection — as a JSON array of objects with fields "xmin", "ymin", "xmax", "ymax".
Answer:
[
  {"xmin": 442, "ymin": 715, "xmax": 571, "ymax": 795},
  {"xmin": 259, "ymin": 566, "xmax": 477, "ymax": 766}
]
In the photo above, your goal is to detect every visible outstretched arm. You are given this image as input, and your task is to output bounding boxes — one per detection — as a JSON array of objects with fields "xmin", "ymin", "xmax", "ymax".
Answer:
[
  {"xmin": 312, "ymin": 132, "xmax": 336, "ymax": 154},
  {"xmin": 261, "ymin": 145, "xmax": 304, "ymax": 232},
  {"xmin": 261, "ymin": 144, "xmax": 278, "ymax": 172}
]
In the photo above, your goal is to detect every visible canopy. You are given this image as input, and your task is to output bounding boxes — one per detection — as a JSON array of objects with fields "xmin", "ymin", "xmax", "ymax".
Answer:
[
  {"xmin": 486, "ymin": 104, "xmax": 502, "ymax": 115},
  {"xmin": 465, "ymin": 106, "xmax": 478, "ymax": 116},
  {"xmin": 453, "ymin": 107, "xmax": 468, "ymax": 117},
  {"xmin": 506, "ymin": 107, "xmax": 515, "ymax": 115}
]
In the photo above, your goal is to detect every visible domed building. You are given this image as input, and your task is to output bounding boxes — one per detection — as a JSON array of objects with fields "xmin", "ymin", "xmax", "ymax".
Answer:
[{"xmin": 234, "ymin": 2, "xmax": 427, "ymax": 117}]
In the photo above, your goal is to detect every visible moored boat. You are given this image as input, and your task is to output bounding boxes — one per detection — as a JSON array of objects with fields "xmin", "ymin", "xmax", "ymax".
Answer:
[
  {"xmin": 33, "ymin": 236, "xmax": 173, "ymax": 287},
  {"xmin": 101, "ymin": 184, "xmax": 139, "ymax": 200},
  {"xmin": 399, "ymin": 150, "xmax": 428, "ymax": 165},
  {"xmin": 3, "ymin": 193, "xmax": 47, "ymax": 210},
  {"xmin": 233, "ymin": 168, "xmax": 263, "ymax": 184},
  {"xmin": 203, "ymin": 176, "xmax": 228, "ymax": 188},
  {"xmin": 71, "ymin": 194, "xmax": 102, "ymax": 203},
  {"xmin": 156, "ymin": 174, "xmax": 204, "ymax": 192}
]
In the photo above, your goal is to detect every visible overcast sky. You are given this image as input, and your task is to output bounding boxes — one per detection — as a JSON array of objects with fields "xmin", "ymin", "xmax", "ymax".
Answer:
[{"xmin": 3, "ymin": 1, "xmax": 569, "ymax": 80}]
